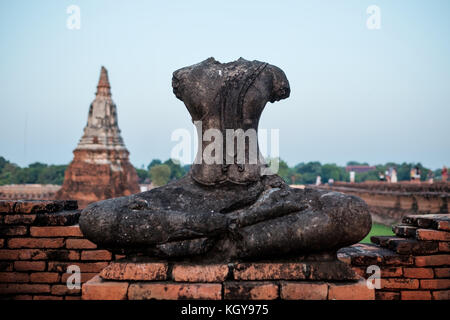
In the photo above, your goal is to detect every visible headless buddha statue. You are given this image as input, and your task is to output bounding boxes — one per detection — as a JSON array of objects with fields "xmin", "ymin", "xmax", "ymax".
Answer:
[{"xmin": 79, "ymin": 58, "xmax": 371, "ymax": 261}]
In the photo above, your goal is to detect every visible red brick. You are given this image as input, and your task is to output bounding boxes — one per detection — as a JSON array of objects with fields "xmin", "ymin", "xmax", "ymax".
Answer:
[
  {"xmin": 437, "ymin": 220, "xmax": 450, "ymax": 231},
  {"xmin": 81, "ymin": 250, "xmax": 112, "ymax": 261},
  {"xmin": 33, "ymin": 295, "xmax": 63, "ymax": 300},
  {"xmin": 0, "ymin": 226, "xmax": 28, "ymax": 236},
  {"xmin": 401, "ymin": 291, "xmax": 431, "ymax": 300},
  {"xmin": 66, "ymin": 239, "xmax": 97, "ymax": 249},
  {"xmin": 434, "ymin": 267, "xmax": 450, "ymax": 278},
  {"xmin": 48, "ymin": 261, "xmax": 108, "ymax": 273},
  {"xmin": 415, "ymin": 255, "xmax": 450, "ymax": 266},
  {"xmin": 100, "ymin": 261, "xmax": 167, "ymax": 281},
  {"xmin": 381, "ymin": 278, "xmax": 420, "ymax": 290},
  {"xmin": 14, "ymin": 200, "xmax": 76, "ymax": 214},
  {"xmin": 12, "ymin": 295, "xmax": 33, "ymax": 300},
  {"xmin": 0, "ymin": 200, "xmax": 15, "ymax": 213},
  {"xmin": 403, "ymin": 268, "xmax": 434, "ymax": 279},
  {"xmin": 61, "ymin": 272, "xmax": 97, "ymax": 284},
  {"xmin": 82, "ymin": 276, "xmax": 128, "ymax": 300},
  {"xmin": 224, "ymin": 282, "xmax": 278, "ymax": 300},
  {"xmin": 439, "ymin": 242, "xmax": 450, "ymax": 252},
  {"xmin": 51, "ymin": 284, "xmax": 81, "ymax": 296},
  {"xmin": 0, "ymin": 239, "xmax": 4, "ymax": 248},
  {"xmin": 416, "ymin": 229, "xmax": 450, "ymax": 241},
  {"xmin": 381, "ymin": 267, "xmax": 403, "ymax": 278},
  {"xmin": 234, "ymin": 263, "xmax": 308, "ymax": 280},
  {"xmin": 280, "ymin": 282, "xmax": 327, "ymax": 300},
  {"xmin": 0, "ymin": 249, "xmax": 48, "ymax": 260},
  {"xmin": 0, "ymin": 262, "xmax": 13, "ymax": 271},
  {"xmin": 14, "ymin": 261, "xmax": 46, "ymax": 271},
  {"xmin": 375, "ymin": 291, "xmax": 400, "ymax": 300},
  {"xmin": 0, "ymin": 272, "xmax": 29, "ymax": 283},
  {"xmin": 351, "ymin": 267, "xmax": 365, "ymax": 278},
  {"xmin": 8, "ymin": 238, "xmax": 64, "ymax": 249},
  {"xmin": 44, "ymin": 249, "xmax": 80, "ymax": 261},
  {"xmin": 30, "ymin": 272, "xmax": 60, "ymax": 283},
  {"xmin": 328, "ymin": 279, "xmax": 374, "ymax": 300},
  {"xmin": 128, "ymin": 282, "xmax": 222, "ymax": 300},
  {"xmin": 172, "ymin": 264, "xmax": 228, "ymax": 282},
  {"xmin": 420, "ymin": 279, "xmax": 450, "ymax": 290},
  {"xmin": 4, "ymin": 214, "xmax": 36, "ymax": 224},
  {"xmin": 30, "ymin": 226, "xmax": 83, "ymax": 237},
  {"xmin": 0, "ymin": 283, "xmax": 50, "ymax": 294},
  {"xmin": 65, "ymin": 296, "xmax": 81, "ymax": 300},
  {"xmin": 432, "ymin": 290, "xmax": 450, "ymax": 300},
  {"xmin": 0, "ymin": 249, "xmax": 19, "ymax": 260}
]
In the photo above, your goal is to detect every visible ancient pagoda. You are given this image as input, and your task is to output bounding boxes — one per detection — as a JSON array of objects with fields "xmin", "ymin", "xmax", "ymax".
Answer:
[{"xmin": 56, "ymin": 66, "xmax": 140, "ymax": 208}]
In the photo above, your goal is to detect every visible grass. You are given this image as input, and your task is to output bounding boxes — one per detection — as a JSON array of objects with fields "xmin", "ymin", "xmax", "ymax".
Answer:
[{"xmin": 360, "ymin": 223, "xmax": 394, "ymax": 243}]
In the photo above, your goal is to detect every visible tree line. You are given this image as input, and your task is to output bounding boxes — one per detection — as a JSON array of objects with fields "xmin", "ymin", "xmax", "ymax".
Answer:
[{"xmin": 0, "ymin": 156, "xmax": 445, "ymax": 186}]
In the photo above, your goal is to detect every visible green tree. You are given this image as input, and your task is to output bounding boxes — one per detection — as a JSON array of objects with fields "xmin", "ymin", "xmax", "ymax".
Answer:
[
  {"xmin": 163, "ymin": 159, "xmax": 187, "ymax": 180},
  {"xmin": 147, "ymin": 159, "xmax": 162, "ymax": 170},
  {"xmin": 149, "ymin": 164, "xmax": 171, "ymax": 186},
  {"xmin": 135, "ymin": 167, "xmax": 149, "ymax": 184}
]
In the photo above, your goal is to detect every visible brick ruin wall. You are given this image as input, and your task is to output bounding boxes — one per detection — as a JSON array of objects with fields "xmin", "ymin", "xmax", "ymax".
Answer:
[
  {"xmin": 315, "ymin": 182, "xmax": 449, "ymax": 225},
  {"xmin": 0, "ymin": 200, "xmax": 118, "ymax": 300},
  {"xmin": 0, "ymin": 200, "xmax": 449, "ymax": 300}
]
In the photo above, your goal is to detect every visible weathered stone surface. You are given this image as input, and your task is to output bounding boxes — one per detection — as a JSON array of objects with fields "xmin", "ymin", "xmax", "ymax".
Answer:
[
  {"xmin": 434, "ymin": 267, "xmax": 450, "ymax": 278},
  {"xmin": 381, "ymin": 278, "xmax": 420, "ymax": 290},
  {"xmin": 403, "ymin": 268, "xmax": 434, "ymax": 279},
  {"xmin": 328, "ymin": 279, "xmax": 374, "ymax": 300},
  {"xmin": 432, "ymin": 290, "xmax": 450, "ymax": 300},
  {"xmin": 128, "ymin": 283, "xmax": 222, "ymax": 300},
  {"xmin": 82, "ymin": 275, "xmax": 128, "ymax": 300},
  {"xmin": 280, "ymin": 282, "xmax": 328, "ymax": 300},
  {"xmin": 401, "ymin": 291, "xmax": 431, "ymax": 300},
  {"xmin": 416, "ymin": 229, "xmax": 450, "ymax": 241},
  {"xmin": 338, "ymin": 243, "xmax": 414, "ymax": 266},
  {"xmin": 55, "ymin": 67, "xmax": 140, "ymax": 208},
  {"xmin": 172, "ymin": 264, "xmax": 229, "ymax": 282},
  {"xmin": 402, "ymin": 214, "xmax": 450, "ymax": 230},
  {"xmin": 224, "ymin": 282, "xmax": 278, "ymax": 300},
  {"xmin": 371, "ymin": 236, "xmax": 439, "ymax": 255},
  {"xmin": 393, "ymin": 225, "xmax": 418, "ymax": 238},
  {"xmin": 233, "ymin": 260, "xmax": 358, "ymax": 281},
  {"xmin": 13, "ymin": 200, "xmax": 77, "ymax": 214},
  {"xmin": 415, "ymin": 255, "xmax": 450, "ymax": 267},
  {"xmin": 100, "ymin": 261, "xmax": 168, "ymax": 281},
  {"xmin": 34, "ymin": 210, "xmax": 80, "ymax": 226},
  {"xmin": 375, "ymin": 291, "xmax": 400, "ymax": 300}
]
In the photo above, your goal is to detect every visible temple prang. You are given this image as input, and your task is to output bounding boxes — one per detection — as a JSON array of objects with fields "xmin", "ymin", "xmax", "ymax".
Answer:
[{"xmin": 55, "ymin": 66, "xmax": 140, "ymax": 208}]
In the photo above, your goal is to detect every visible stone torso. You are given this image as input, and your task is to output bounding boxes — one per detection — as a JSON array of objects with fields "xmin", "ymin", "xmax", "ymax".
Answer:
[{"xmin": 172, "ymin": 58, "xmax": 290, "ymax": 185}]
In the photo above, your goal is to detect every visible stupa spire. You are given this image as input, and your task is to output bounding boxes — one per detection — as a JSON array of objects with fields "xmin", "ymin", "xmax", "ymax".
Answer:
[
  {"xmin": 55, "ymin": 66, "xmax": 140, "ymax": 208},
  {"xmin": 96, "ymin": 66, "xmax": 111, "ymax": 97}
]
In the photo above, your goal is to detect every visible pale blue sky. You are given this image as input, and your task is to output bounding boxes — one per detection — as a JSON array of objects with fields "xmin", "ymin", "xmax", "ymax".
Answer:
[{"xmin": 0, "ymin": 0, "xmax": 449, "ymax": 169}]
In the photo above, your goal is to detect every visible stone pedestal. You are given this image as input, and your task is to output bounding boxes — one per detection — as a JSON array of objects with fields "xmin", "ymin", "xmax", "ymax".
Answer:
[{"xmin": 82, "ymin": 259, "xmax": 375, "ymax": 300}]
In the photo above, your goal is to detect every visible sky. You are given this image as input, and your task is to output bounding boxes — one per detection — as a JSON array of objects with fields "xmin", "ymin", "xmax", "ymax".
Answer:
[{"xmin": 0, "ymin": 0, "xmax": 449, "ymax": 170}]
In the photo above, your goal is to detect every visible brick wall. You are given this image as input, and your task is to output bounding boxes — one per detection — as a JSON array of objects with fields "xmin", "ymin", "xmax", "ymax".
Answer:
[
  {"xmin": 338, "ymin": 214, "xmax": 450, "ymax": 300},
  {"xmin": 1, "ymin": 200, "xmax": 449, "ymax": 300},
  {"xmin": 0, "ymin": 200, "xmax": 118, "ymax": 300},
  {"xmin": 315, "ymin": 182, "xmax": 449, "ymax": 225}
]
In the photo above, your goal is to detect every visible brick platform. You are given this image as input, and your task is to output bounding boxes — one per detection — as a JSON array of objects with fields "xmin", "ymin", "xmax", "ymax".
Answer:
[
  {"xmin": 82, "ymin": 260, "xmax": 374, "ymax": 300},
  {"xmin": 0, "ymin": 200, "xmax": 117, "ymax": 300},
  {"xmin": 2, "ymin": 200, "xmax": 449, "ymax": 300},
  {"xmin": 338, "ymin": 214, "xmax": 450, "ymax": 300}
]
